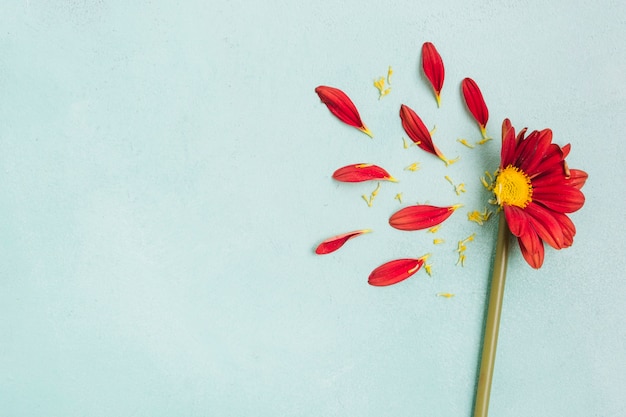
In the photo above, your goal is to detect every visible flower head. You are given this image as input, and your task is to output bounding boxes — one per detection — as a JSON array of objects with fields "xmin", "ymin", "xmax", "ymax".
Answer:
[{"xmin": 491, "ymin": 119, "xmax": 587, "ymax": 268}]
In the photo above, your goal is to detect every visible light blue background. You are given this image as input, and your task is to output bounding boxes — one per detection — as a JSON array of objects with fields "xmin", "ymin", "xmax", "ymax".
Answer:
[{"xmin": 1, "ymin": 1, "xmax": 625, "ymax": 416}]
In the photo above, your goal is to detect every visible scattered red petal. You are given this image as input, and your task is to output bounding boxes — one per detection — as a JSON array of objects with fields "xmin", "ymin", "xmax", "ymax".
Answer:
[
  {"xmin": 315, "ymin": 86, "xmax": 372, "ymax": 137},
  {"xmin": 462, "ymin": 78, "xmax": 489, "ymax": 137},
  {"xmin": 389, "ymin": 204, "xmax": 461, "ymax": 231},
  {"xmin": 332, "ymin": 163, "xmax": 397, "ymax": 182},
  {"xmin": 368, "ymin": 258, "xmax": 425, "ymax": 286},
  {"xmin": 421, "ymin": 42, "xmax": 445, "ymax": 107},
  {"xmin": 315, "ymin": 229, "xmax": 371, "ymax": 255},
  {"xmin": 399, "ymin": 104, "xmax": 454, "ymax": 165}
]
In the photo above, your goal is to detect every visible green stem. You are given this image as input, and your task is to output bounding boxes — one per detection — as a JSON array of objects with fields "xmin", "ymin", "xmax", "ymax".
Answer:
[{"xmin": 473, "ymin": 213, "xmax": 510, "ymax": 417}]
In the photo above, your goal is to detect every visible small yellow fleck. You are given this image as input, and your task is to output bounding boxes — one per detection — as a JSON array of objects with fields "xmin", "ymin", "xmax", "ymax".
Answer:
[
  {"xmin": 457, "ymin": 138, "xmax": 475, "ymax": 148},
  {"xmin": 433, "ymin": 238, "xmax": 445, "ymax": 245},
  {"xmin": 403, "ymin": 137, "xmax": 409, "ymax": 149},
  {"xmin": 425, "ymin": 264, "xmax": 433, "ymax": 276},
  {"xmin": 405, "ymin": 162, "xmax": 421, "ymax": 172},
  {"xmin": 429, "ymin": 125, "xmax": 437, "ymax": 136},
  {"xmin": 480, "ymin": 176, "xmax": 491, "ymax": 190},
  {"xmin": 476, "ymin": 137, "xmax": 493, "ymax": 145},
  {"xmin": 467, "ymin": 210, "xmax": 483, "ymax": 225},
  {"xmin": 437, "ymin": 292, "xmax": 455, "ymax": 298},
  {"xmin": 395, "ymin": 193, "xmax": 403, "ymax": 203},
  {"xmin": 371, "ymin": 182, "xmax": 381, "ymax": 197},
  {"xmin": 387, "ymin": 66, "xmax": 393, "ymax": 84},
  {"xmin": 485, "ymin": 171, "xmax": 494, "ymax": 182},
  {"xmin": 445, "ymin": 175, "xmax": 454, "ymax": 185},
  {"xmin": 362, "ymin": 194, "xmax": 372, "ymax": 207},
  {"xmin": 428, "ymin": 225, "xmax": 441, "ymax": 233},
  {"xmin": 439, "ymin": 154, "xmax": 460, "ymax": 166},
  {"xmin": 456, "ymin": 254, "xmax": 466, "ymax": 266}
]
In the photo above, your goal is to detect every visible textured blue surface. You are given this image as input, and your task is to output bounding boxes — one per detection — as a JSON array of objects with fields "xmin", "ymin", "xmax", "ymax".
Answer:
[{"xmin": 1, "ymin": 1, "xmax": 625, "ymax": 416}]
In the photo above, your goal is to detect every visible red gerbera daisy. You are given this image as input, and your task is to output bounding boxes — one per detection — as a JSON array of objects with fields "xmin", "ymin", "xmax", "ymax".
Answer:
[{"xmin": 491, "ymin": 119, "xmax": 588, "ymax": 268}]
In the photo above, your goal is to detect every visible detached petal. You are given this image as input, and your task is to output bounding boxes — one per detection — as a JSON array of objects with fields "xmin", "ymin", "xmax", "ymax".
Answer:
[
  {"xmin": 421, "ymin": 42, "xmax": 445, "ymax": 107},
  {"xmin": 315, "ymin": 229, "xmax": 371, "ymax": 255},
  {"xmin": 315, "ymin": 86, "xmax": 372, "ymax": 137},
  {"xmin": 389, "ymin": 204, "xmax": 461, "ymax": 231},
  {"xmin": 462, "ymin": 78, "xmax": 489, "ymax": 136},
  {"xmin": 400, "ymin": 104, "xmax": 455, "ymax": 164},
  {"xmin": 332, "ymin": 163, "xmax": 397, "ymax": 182},
  {"xmin": 368, "ymin": 258, "xmax": 425, "ymax": 286}
]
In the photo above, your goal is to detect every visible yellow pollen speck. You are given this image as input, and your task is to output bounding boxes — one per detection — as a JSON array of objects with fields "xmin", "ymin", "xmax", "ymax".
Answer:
[
  {"xmin": 476, "ymin": 137, "xmax": 493, "ymax": 145},
  {"xmin": 405, "ymin": 162, "xmax": 421, "ymax": 172},
  {"xmin": 425, "ymin": 264, "xmax": 433, "ymax": 276},
  {"xmin": 437, "ymin": 292, "xmax": 455, "ymax": 298},
  {"xmin": 494, "ymin": 165, "xmax": 533, "ymax": 208},
  {"xmin": 429, "ymin": 125, "xmax": 437, "ymax": 136},
  {"xmin": 433, "ymin": 238, "xmax": 445, "ymax": 245},
  {"xmin": 387, "ymin": 66, "xmax": 393, "ymax": 84},
  {"xmin": 428, "ymin": 225, "xmax": 441, "ymax": 233},
  {"xmin": 395, "ymin": 193, "xmax": 403, "ymax": 203},
  {"xmin": 362, "ymin": 183, "xmax": 381, "ymax": 207},
  {"xmin": 457, "ymin": 138, "xmax": 475, "ymax": 148},
  {"xmin": 468, "ymin": 208, "xmax": 492, "ymax": 225},
  {"xmin": 456, "ymin": 254, "xmax": 466, "ymax": 266}
]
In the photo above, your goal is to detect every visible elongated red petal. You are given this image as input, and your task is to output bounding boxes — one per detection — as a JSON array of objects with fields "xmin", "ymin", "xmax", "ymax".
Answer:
[
  {"xmin": 368, "ymin": 258, "xmax": 424, "ymax": 286},
  {"xmin": 500, "ymin": 118, "xmax": 517, "ymax": 168},
  {"xmin": 315, "ymin": 86, "xmax": 372, "ymax": 137},
  {"xmin": 421, "ymin": 42, "xmax": 445, "ymax": 106},
  {"xmin": 462, "ymin": 78, "xmax": 489, "ymax": 134},
  {"xmin": 389, "ymin": 204, "xmax": 461, "ymax": 231},
  {"xmin": 517, "ymin": 229, "xmax": 544, "ymax": 269},
  {"xmin": 399, "ymin": 104, "xmax": 441, "ymax": 157},
  {"xmin": 315, "ymin": 229, "xmax": 371, "ymax": 255},
  {"xmin": 332, "ymin": 163, "xmax": 397, "ymax": 182}
]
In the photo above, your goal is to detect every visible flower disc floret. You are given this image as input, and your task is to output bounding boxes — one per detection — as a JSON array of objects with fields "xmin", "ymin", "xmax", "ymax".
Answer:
[{"xmin": 494, "ymin": 165, "xmax": 533, "ymax": 208}]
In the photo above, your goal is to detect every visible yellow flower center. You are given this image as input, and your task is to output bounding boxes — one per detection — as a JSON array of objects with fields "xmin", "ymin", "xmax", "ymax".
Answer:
[{"xmin": 494, "ymin": 165, "xmax": 533, "ymax": 208}]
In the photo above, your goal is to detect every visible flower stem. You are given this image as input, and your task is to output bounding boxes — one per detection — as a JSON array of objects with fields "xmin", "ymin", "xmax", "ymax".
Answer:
[{"xmin": 473, "ymin": 213, "xmax": 509, "ymax": 417}]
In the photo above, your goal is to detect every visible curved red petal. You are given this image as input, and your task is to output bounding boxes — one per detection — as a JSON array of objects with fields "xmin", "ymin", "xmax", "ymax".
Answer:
[
  {"xmin": 315, "ymin": 230, "xmax": 371, "ymax": 255},
  {"xmin": 566, "ymin": 169, "xmax": 588, "ymax": 189},
  {"xmin": 503, "ymin": 205, "xmax": 529, "ymax": 237},
  {"xmin": 524, "ymin": 203, "xmax": 566, "ymax": 249},
  {"xmin": 461, "ymin": 78, "xmax": 489, "ymax": 129},
  {"xmin": 532, "ymin": 186, "xmax": 585, "ymax": 213},
  {"xmin": 421, "ymin": 42, "xmax": 445, "ymax": 105},
  {"xmin": 500, "ymin": 119, "xmax": 517, "ymax": 168},
  {"xmin": 332, "ymin": 164, "xmax": 396, "ymax": 182},
  {"xmin": 517, "ymin": 229, "xmax": 544, "ymax": 269},
  {"xmin": 550, "ymin": 211, "xmax": 576, "ymax": 247},
  {"xmin": 315, "ymin": 86, "xmax": 371, "ymax": 136},
  {"xmin": 389, "ymin": 204, "xmax": 459, "ymax": 231},
  {"xmin": 368, "ymin": 258, "xmax": 424, "ymax": 286},
  {"xmin": 519, "ymin": 129, "xmax": 553, "ymax": 175},
  {"xmin": 399, "ymin": 104, "xmax": 439, "ymax": 156}
]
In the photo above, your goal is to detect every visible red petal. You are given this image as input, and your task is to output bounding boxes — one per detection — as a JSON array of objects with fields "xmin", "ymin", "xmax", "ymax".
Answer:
[
  {"xmin": 315, "ymin": 229, "xmax": 371, "ymax": 255},
  {"xmin": 566, "ymin": 169, "xmax": 588, "ymax": 189},
  {"xmin": 517, "ymin": 229, "xmax": 544, "ymax": 269},
  {"xmin": 368, "ymin": 258, "xmax": 424, "ymax": 286},
  {"xmin": 421, "ymin": 42, "xmax": 445, "ymax": 106},
  {"xmin": 332, "ymin": 163, "xmax": 397, "ymax": 182},
  {"xmin": 518, "ymin": 129, "xmax": 553, "ymax": 175},
  {"xmin": 461, "ymin": 78, "xmax": 489, "ymax": 131},
  {"xmin": 315, "ymin": 86, "xmax": 372, "ymax": 137},
  {"xmin": 500, "ymin": 119, "xmax": 517, "ymax": 168},
  {"xmin": 389, "ymin": 204, "xmax": 460, "ymax": 231},
  {"xmin": 532, "ymin": 186, "xmax": 585, "ymax": 213},
  {"xmin": 550, "ymin": 211, "xmax": 576, "ymax": 247},
  {"xmin": 399, "ymin": 104, "xmax": 443, "ymax": 158},
  {"xmin": 524, "ymin": 203, "xmax": 566, "ymax": 249},
  {"xmin": 503, "ymin": 205, "xmax": 528, "ymax": 237}
]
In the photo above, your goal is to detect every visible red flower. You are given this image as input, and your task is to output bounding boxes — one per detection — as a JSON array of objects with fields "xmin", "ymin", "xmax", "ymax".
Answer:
[
  {"xmin": 389, "ymin": 204, "xmax": 462, "ymax": 231},
  {"xmin": 368, "ymin": 257, "xmax": 427, "ymax": 286},
  {"xmin": 315, "ymin": 230, "xmax": 371, "ymax": 255},
  {"xmin": 315, "ymin": 86, "xmax": 373, "ymax": 137},
  {"xmin": 493, "ymin": 119, "xmax": 587, "ymax": 268},
  {"xmin": 332, "ymin": 163, "xmax": 397, "ymax": 182},
  {"xmin": 461, "ymin": 78, "xmax": 489, "ymax": 139},
  {"xmin": 421, "ymin": 42, "xmax": 445, "ymax": 107},
  {"xmin": 399, "ymin": 104, "xmax": 457, "ymax": 165}
]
